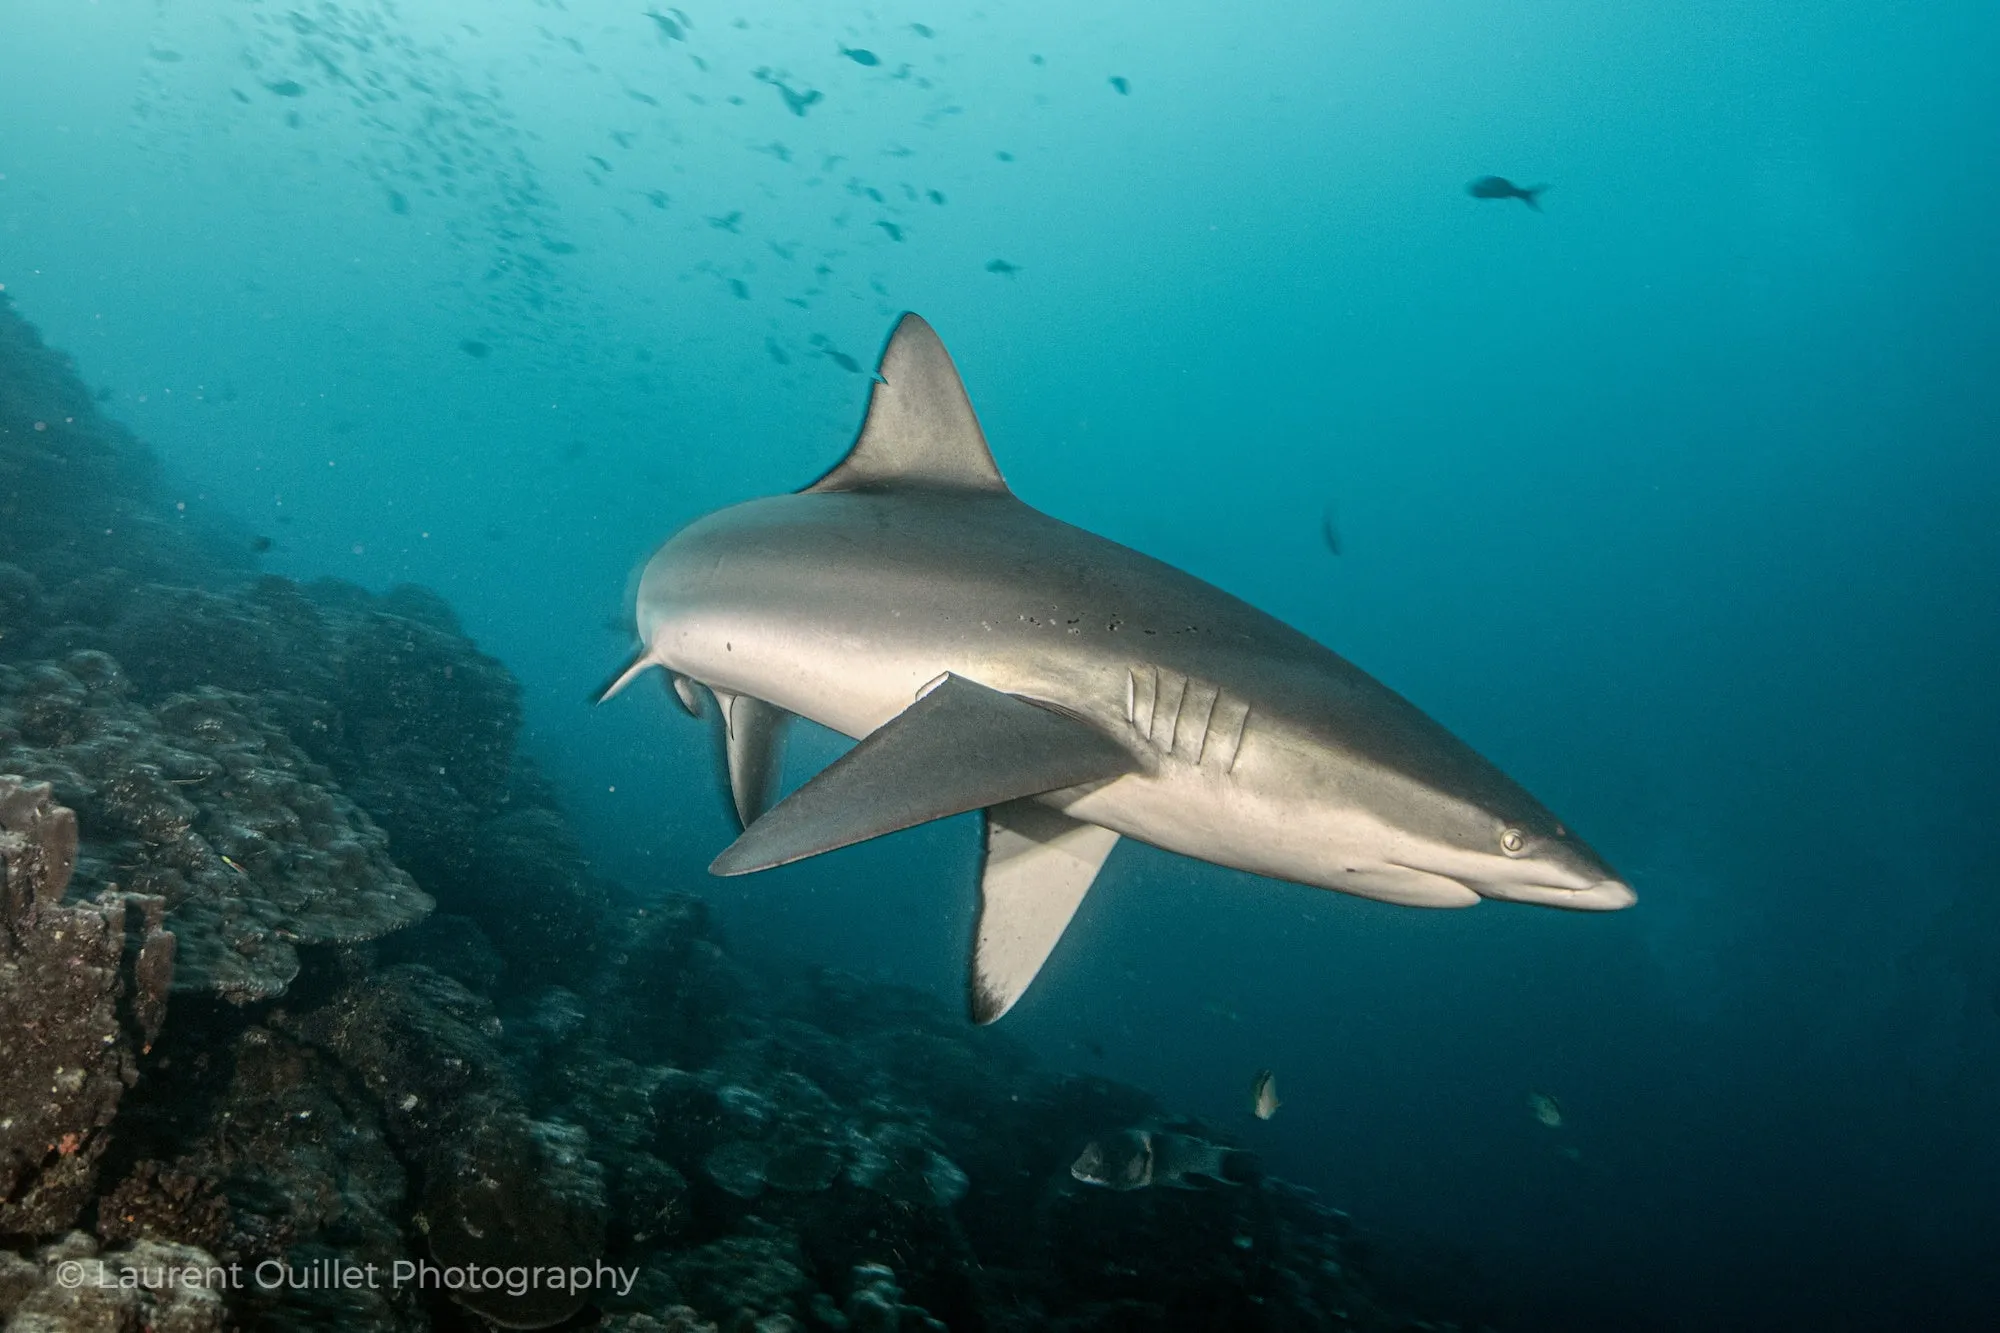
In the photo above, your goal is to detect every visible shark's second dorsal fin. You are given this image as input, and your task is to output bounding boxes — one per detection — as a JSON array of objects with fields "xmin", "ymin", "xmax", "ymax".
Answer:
[{"xmin": 804, "ymin": 313, "xmax": 1010, "ymax": 495}]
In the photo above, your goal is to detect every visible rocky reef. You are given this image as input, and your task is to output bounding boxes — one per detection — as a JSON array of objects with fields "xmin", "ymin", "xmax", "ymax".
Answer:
[{"xmin": 0, "ymin": 291, "xmax": 1451, "ymax": 1331}]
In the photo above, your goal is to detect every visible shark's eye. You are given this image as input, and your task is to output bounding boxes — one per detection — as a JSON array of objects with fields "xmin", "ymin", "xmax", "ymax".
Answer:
[{"xmin": 1499, "ymin": 827, "xmax": 1527, "ymax": 856}]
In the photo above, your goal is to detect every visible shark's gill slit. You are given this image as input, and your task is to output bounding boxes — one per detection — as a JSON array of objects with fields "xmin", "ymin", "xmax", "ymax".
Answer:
[
  {"xmin": 1153, "ymin": 671, "xmax": 1187, "ymax": 752},
  {"xmin": 1180, "ymin": 679, "xmax": 1220, "ymax": 764}
]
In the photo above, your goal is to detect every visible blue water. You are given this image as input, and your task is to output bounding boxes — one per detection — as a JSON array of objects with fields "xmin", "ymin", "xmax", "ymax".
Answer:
[{"xmin": 4, "ymin": 0, "xmax": 1997, "ymax": 1325}]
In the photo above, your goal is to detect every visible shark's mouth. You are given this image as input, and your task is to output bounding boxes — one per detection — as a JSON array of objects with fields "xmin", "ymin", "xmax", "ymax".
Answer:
[
  {"xmin": 1383, "ymin": 859, "xmax": 1637, "ymax": 912},
  {"xmin": 1464, "ymin": 877, "xmax": 1637, "ymax": 911}
]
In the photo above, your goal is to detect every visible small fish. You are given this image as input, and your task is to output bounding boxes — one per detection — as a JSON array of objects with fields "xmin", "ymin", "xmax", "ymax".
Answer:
[
  {"xmin": 588, "ymin": 154, "xmax": 613, "ymax": 173},
  {"xmin": 911, "ymin": 23, "xmax": 934, "ymax": 38},
  {"xmin": 926, "ymin": 189, "xmax": 946, "ymax": 205},
  {"xmin": 729, "ymin": 278, "xmax": 749, "ymax": 300},
  {"xmin": 1467, "ymin": 175, "xmax": 1547, "ymax": 211},
  {"xmin": 459, "ymin": 339, "xmax": 491, "ymax": 359},
  {"xmin": 995, "ymin": 150, "xmax": 1014, "ymax": 162},
  {"xmin": 756, "ymin": 72, "xmax": 822, "ymax": 117},
  {"xmin": 1109, "ymin": 76, "xmax": 1130, "ymax": 95},
  {"xmin": 1320, "ymin": 504, "xmax": 1342, "ymax": 556},
  {"xmin": 841, "ymin": 46, "xmax": 880, "ymax": 67},
  {"xmin": 1251, "ymin": 1070, "xmax": 1281, "ymax": 1120},
  {"xmin": 708, "ymin": 210, "xmax": 743, "ymax": 232},
  {"xmin": 874, "ymin": 220, "xmax": 904, "ymax": 241},
  {"xmin": 251, "ymin": 536, "xmax": 275, "ymax": 554},
  {"xmin": 1527, "ymin": 1092, "xmax": 1563, "ymax": 1128},
  {"xmin": 265, "ymin": 80, "xmax": 305, "ymax": 98},
  {"xmin": 219, "ymin": 854, "xmax": 248, "ymax": 876},
  {"xmin": 1071, "ymin": 1129, "xmax": 1254, "ymax": 1191},
  {"xmin": 543, "ymin": 239, "xmax": 578, "ymax": 254},
  {"xmin": 149, "ymin": 49, "xmax": 184, "ymax": 63},
  {"xmin": 825, "ymin": 349, "xmax": 861, "ymax": 373},
  {"xmin": 646, "ymin": 10, "xmax": 685, "ymax": 42},
  {"xmin": 387, "ymin": 189, "xmax": 410, "ymax": 215},
  {"xmin": 985, "ymin": 258, "xmax": 1020, "ymax": 277}
]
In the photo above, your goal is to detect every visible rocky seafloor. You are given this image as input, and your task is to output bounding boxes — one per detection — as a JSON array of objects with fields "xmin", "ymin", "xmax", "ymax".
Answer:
[{"xmin": 0, "ymin": 293, "xmax": 1458, "ymax": 1332}]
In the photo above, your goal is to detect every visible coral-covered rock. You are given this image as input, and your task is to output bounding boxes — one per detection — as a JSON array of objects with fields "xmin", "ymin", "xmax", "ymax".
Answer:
[
  {"xmin": 0, "ymin": 777, "xmax": 150, "ymax": 1237},
  {"xmin": 668, "ymin": 1225, "xmax": 812, "ymax": 1329},
  {"xmin": 289, "ymin": 966, "xmax": 608, "ymax": 1329},
  {"xmin": 0, "ymin": 1232, "xmax": 225, "ymax": 1333},
  {"xmin": 0, "ymin": 661, "xmax": 430, "ymax": 999}
]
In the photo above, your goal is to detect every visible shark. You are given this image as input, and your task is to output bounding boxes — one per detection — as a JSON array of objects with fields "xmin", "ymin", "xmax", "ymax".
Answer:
[{"xmin": 601, "ymin": 314, "xmax": 1633, "ymax": 1023}]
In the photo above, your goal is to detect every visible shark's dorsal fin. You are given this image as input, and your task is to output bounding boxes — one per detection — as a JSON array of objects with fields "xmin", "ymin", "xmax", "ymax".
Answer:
[
  {"xmin": 804, "ymin": 313, "xmax": 1010, "ymax": 495},
  {"xmin": 971, "ymin": 799, "xmax": 1120, "ymax": 1024}
]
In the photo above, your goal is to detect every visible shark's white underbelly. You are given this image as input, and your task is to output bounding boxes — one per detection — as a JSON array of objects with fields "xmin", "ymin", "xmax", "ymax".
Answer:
[{"xmin": 655, "ymin": 608, "xmax": 1464, "ymax": 903}]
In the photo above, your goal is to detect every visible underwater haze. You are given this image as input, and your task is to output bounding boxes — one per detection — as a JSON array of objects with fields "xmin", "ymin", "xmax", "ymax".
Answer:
[{"xmin": 3, "ymin": 0, "xmax": 1998, "ymax": 1328}]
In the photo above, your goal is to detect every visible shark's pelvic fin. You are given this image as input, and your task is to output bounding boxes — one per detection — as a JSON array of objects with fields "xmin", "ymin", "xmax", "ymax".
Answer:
[
  {"xmin": 804, "ymin": 313, "xmax": 1011, "ymax": 495},
  {"xmin": 971, "ymin": 798, "xmax": 1121, "ymax": 1024},
  {"xmin": 709, "ymin": 674, "xmax": 1137, "ymax": 876},
  {"xmin": 670, "ymin": 672, "xmax": 704, "ymax": 717},
  {"xmin": 594, "ymin": 648, "xmax": 658, "ymax": 704},
  {"xmin": 711, "ymin": 689, "xmax": 791, "ymax": 830}
]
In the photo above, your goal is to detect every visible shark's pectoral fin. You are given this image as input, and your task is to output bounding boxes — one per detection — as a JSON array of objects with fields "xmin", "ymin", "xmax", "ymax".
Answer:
[
  {"xmin": 709, "ymin": 674, "xmax": 1137, "ymax": 876},
  {"xmin": 711, "ymin": 689, "xmax": 791, "ymax": 830},
  {"xmin": 802, "ymin": 313, "xmax": 1011, "ymax": 496},
  {"xmin": 970, "ymin": 799, "xmax": 1120, "ymax": 1025}
]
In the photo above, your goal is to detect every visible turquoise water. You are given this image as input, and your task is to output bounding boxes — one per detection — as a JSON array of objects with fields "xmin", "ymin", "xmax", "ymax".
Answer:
[{"xmin": 3, "ymin": 0, "xmax": 1996, "ymax": 1325}]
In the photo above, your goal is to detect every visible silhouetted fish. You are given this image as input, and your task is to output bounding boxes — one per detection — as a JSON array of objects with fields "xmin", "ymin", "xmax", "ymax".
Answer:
[
  {"xmin": 875, "ymin": 221, "xmax": 904, "ymax": 241},
  {"xmin": 986, "ymin": 259, "xmax": 1020, "ymax": 276},
  {"xmin": 825, "ymin": 349, "xmax": 861, "ymax": 373},
  {"xmin": 841, "ymin": 47, "xmax": 880, "ymax": 67},
  {"xmin": 251, "ymin": 536, "xmax": 275, "ymax": 554},
  {"xmin": 1467, "ymin": 176, "xmax": 1547, "ymax": 211},
  {"xmin": 1109, "ymin": 76, "xmax": 1130, "ymax": 95},
  {"xmin": 1071, "ymin": 1130, "xmax": 1255, "ymax": 1190},
  {"xmin": 459, "ymin": 339, "xmax": 491, "ymax": 359},
  {"xmin": 265, "ymin": 80, "xmax": 305, "ymax": 98},
  {"xmin": 646, "ymin": 10, "xmax": 686, "ymax": 42},
  {"xmin": 1320, "ymin": 505, "xmax": 1342, "ymax": 557},
  {"xmin": 1251, "ymin": 1070, "xmax": 1281, "ymax": 1120}
]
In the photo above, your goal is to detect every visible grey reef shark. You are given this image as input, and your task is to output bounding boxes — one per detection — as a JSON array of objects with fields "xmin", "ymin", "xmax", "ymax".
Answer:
[{"xmin": 601, "ymin": 315, "xmax": 1633, "ymax": 1023}]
